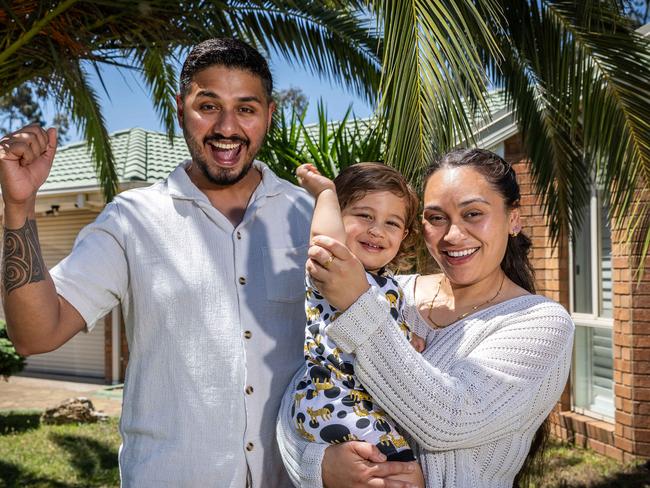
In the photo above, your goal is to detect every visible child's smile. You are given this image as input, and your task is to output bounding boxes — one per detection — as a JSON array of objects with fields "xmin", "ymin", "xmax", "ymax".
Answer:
[{"xmin": 341, "ymin": 191, "xmax": 409, "ymax": 273}]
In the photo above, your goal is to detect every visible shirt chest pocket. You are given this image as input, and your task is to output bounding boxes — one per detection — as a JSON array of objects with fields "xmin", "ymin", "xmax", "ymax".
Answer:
[{"xmin": 262, "ymin": 245, "xmax": 307, "ymax": 303}]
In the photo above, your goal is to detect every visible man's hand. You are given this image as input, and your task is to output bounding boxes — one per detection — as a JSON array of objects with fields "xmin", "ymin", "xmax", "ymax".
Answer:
[
  {"xmin": 296, "ymin": 163, "xmax": 335, "ymax": 197},
  {"xmin": 0, "ymin": 124, "xmax": 57, "ymax": 209},
  {"xmin": 322, "ymin": 442, "xmax": 419, "ymax": 488}
]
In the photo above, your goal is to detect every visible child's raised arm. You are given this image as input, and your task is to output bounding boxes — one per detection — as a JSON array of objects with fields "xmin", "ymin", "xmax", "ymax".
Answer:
[{"xmin": 296, "ymin": 164, "xmax": 346, "ymax": 244}]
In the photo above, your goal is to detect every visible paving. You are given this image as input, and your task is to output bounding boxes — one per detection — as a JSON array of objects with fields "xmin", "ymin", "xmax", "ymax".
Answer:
[{"xmin": 0, "ymin": 375, "xmax": 123, "ymax": 417}]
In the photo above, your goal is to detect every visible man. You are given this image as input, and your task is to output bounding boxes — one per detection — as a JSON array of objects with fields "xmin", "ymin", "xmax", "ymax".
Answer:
[{"xmin": 0, "ymin": 39, "xmax": 312, "ymax": 487}]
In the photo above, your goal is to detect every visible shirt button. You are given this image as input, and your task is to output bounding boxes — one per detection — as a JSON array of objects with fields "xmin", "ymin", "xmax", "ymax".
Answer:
[
  {"xmin": 245, "ymin": 385, "xmax": 254, "ymax": 395},
  {"xmin": 238, "ymin": 276, "xmax": 246, "ymax": 285},
  {"xmin": 246, "ymin": 442, "xmax": 254, "ymax": 451},
  {"xmin": 244, "ymin": 330, "xmax": 252, "ymax": 339},
  {"xmin": 236, "ymin": 231, "xmax": 241, "ymax": 240}
]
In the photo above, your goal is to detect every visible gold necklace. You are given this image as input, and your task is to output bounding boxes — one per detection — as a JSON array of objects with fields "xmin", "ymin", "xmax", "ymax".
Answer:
[{"xmin": 427, "ymin": 274, "xmax": 506, "ymax": 328}]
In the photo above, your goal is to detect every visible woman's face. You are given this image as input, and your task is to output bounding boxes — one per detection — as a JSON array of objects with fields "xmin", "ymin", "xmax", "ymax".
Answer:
[{"xmin": 421, "ymin": 166, "xmax": 520, "ymax": 287}]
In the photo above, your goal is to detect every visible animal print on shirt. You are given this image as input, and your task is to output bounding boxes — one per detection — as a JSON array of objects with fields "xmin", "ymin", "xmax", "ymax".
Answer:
[{"xmin": 292, "ymin": 271, "xmax": 415, "ymax": 461}]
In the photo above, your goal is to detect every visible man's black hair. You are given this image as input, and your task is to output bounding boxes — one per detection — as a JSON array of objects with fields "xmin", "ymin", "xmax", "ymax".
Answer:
[{"xmin": 179, "ymin": 38, "xmax": 273, "ymax": 100}]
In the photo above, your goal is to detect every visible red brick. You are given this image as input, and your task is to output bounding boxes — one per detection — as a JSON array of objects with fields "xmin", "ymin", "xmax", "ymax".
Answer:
[
  {"xmin": 632, "ymin": 441, "xmax": 650, "ymax": 457},
  {"xmin": 633, "ymin": 427, "xmax": 650, "ymax": 442},
  {"xmin": 630, "ymin": 376, "xmax": 650, "ymax": 389},
  {"xmin": 615, "ymin": 383, "xmax": 633, "ymax": 399},
  {"xmin": 614, "ymin": 370, "xmax": 624, "ymax": 384},
  {"xmin": 613, "ymin": 256, "xmax": 631, "ymax": 269},
  {"xmin": 617, "ymin": 411, "xmax": 635, "ymax": 427},
  {"xmin": 615, "ymin": 435, "xmax": 635, "ymax": 452},
  {"xmin": 634, "ymin": 362, "xmax": 650, "ymax": 375},
  {"xmin": 614, "ymin": 359, "xmax": 634, "ymax": 373},
  {"xmin": 614, "ymin": 281, "xmax": 633, "ymax": 294},
  {"xmin": 635, "ymin": 295, "xmax": 650, "ymax": 308},
  {"xmin": 615, "ymin": 313, "xmax": 632, "ymax": 327},
  {"xmin": 621, "ymin": 347, "xmax": 633, "ymax": 360},
  {"xmin": 635, "ymin": 388, "xmax": 650, "ymax": 402},
  {"xmin": 605, "ymin": 444, "xmax": 624, "ymax": 462},
  {"xmin": 615, "ymin": 422, "xmax": 625, "ymax": 437},
  {"xmin": 587, "ymin": 437, "xmax": 607, "ymax": 456},
  {"xmin": 638, "ymin": 401, "xmax": 650, "ymax": 415},
  {"xmin": 633, "ymin": 309, "xmax": 650, "ymax": 321},
  {"xmin": 614, "ymin": 333, "xmax": 633, "ymax": 347}
]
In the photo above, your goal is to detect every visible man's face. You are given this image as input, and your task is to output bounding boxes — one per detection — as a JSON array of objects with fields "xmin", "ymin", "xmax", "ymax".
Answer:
[{"xmin": 177, "ymin": 65, "xmax": 275, "ymax": 186}]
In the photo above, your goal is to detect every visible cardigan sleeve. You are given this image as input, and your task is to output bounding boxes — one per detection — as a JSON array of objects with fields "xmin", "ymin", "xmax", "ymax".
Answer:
[
  {"xmin": 276, "ymin": 366, "xmax": 327, "ymax": 488},
  {"xmin": 325, "ymin": 288, "xmax": 574, "ymax": 451}
]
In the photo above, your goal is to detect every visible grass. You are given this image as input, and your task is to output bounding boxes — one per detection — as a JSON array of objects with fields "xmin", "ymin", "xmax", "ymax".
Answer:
[
  {"xmin": 0, "ymin": 410, "xmax": 120, "ymax": 487},
  {"xmin": 0, "ymin": 410, "xmax": 648, "ymax": 487},
  {"xmin": 530, "ymin": 440, "xmax": 650, "ymax": 488}
]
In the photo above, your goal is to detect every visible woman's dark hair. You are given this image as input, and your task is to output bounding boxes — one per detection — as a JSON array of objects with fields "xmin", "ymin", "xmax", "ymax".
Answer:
[
  {"xmin": 334, "ymin": 163, "xmax": 419, "ymax": 271},
  {"xmin": 179, "ymin": 38, "xmax": 273, "ymax": 100},
  {"xmin": 423, "ymin": 148, "xmax": 536, "ymax": 293},
  {"xmin": 423, "ymin": 148, "xmax": 546, "ymax": 487}
]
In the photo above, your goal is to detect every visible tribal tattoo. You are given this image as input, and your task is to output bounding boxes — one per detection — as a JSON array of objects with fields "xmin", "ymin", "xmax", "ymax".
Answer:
[{"xmin": 2, "ymin": 219, "xmax": 46, "ymax": 294}]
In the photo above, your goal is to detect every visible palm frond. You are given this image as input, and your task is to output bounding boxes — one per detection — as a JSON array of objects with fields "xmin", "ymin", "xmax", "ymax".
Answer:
[
  {"xmin": 0, "ymin": 0, "xmax": 382, "ymax": 201},
  {"xmin": 488, "ymin": 0, "xmax": 650, "ymax": 271},
  {"xmin": 54, "ymin": 59, "xmax": 118, "ymax": 200},
  {"xmin": 375, "ymin": 0, "xmax": 500, "ymax": 184},
  {"xmin": 132, "ymin": 47, "xmax": 179, "ymax": 142},
  {"xmin": 546, "ymin": 1, "xmax": 650, "ymax": 269}
]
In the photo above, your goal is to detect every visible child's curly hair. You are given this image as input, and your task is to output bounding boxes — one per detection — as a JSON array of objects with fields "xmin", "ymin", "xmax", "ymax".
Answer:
[{"xmin": 333, "ymin": 163, "xmax": 419, "ymax": 272}]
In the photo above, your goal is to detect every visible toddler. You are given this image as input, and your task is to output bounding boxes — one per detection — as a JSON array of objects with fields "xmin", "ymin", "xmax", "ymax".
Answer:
[{"xmin": 291, "ymin": 162, "xmax": 425, "ymax": 487}]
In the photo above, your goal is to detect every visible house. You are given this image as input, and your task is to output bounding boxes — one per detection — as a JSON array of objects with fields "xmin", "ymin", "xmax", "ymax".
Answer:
[{"xmin": 2, "ymin": 23, "xmax": 648, "ymax": 462}]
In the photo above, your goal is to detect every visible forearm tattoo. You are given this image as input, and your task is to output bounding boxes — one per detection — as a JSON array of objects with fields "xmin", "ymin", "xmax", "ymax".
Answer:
[{"xmin": 2, "ymin": 219, "xmax": 46, "ymax": 294}]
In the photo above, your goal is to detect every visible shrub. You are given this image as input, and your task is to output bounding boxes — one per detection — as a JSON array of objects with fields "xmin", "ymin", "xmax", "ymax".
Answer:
[{"xmin": 0, "ymin": 320, "xmax": 25, "ymax": 380}]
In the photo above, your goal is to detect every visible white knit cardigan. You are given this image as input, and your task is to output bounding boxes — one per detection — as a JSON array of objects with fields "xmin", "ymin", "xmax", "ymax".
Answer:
[{"xmin": 277, "ymin": 274, "xmax": 575, "ymax": 488}]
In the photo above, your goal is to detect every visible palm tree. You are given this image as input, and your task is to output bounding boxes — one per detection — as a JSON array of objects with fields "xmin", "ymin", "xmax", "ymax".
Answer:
[
  {"xmin": 375, "ymin": 0, "xmax": 650, "ymax": 267},
  {"xmin": 3, "ymin": 2, "xmax": 649, "ymax": 263},
  {"xmin": 0, "ymin": 0, "xmax": 381, "ymax": 199}
]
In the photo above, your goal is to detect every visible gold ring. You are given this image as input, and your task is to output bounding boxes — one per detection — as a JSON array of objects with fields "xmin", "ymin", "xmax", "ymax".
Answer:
[{"xmin": 323, "ymin": 254, "xmax": 334, "ymax": 269}]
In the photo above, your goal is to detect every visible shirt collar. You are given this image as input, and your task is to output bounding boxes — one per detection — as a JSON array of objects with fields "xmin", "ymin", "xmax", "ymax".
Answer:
[{"xmin": 165, "ymin": 159, "xmax": 284, "ymax": 202}]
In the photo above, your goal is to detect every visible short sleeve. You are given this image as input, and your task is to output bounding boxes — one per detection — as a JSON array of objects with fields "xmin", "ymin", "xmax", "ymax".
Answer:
[{"xmin": 50, "ymin": 202, "xmax": 128, "ymax": 331}]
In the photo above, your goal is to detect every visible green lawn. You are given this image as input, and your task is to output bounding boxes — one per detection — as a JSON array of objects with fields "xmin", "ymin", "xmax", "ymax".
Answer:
[
  {"xmin": 0, "ymin": 411, "xmax": 120, "ymax": 487},
  {"xmin": 1, "ymin": 410, "xmax": 648, "ymax": 487}
]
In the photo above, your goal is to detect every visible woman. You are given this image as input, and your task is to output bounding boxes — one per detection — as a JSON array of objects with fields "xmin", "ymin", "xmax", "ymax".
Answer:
[{"xmin": 277, "ymin": 149, "xmax": 575, "ymax": 487}]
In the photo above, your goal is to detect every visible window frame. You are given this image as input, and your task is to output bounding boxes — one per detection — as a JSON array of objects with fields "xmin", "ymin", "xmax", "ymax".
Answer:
[{"xmin": 569, "ymin": 186, "xmax": 614, "ymax": 421}]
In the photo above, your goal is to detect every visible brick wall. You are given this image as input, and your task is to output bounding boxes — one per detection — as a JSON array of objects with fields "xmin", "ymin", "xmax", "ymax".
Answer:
[
  {"xmin": 504, "ymin": 134, "xmax": 650, "ymax": 461},
  {"xmin": 504, "ymin": 134, "xmax": 575, "ymax": 436},
  {"xmin": 612, "ymin": 186, "xmax": 650, "ymax": 461}
]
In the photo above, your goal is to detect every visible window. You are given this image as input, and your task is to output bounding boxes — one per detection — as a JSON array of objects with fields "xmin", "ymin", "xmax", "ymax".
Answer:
[{"xmin": 570, "ymin": 188, "xmax": 614, "ymax": 419}]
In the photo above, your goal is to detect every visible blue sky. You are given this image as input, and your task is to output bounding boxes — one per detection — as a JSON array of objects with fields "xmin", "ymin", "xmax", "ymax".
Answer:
[{"xmin": 43, "ymin": 55, "xmax": 375, "ymax": 145}]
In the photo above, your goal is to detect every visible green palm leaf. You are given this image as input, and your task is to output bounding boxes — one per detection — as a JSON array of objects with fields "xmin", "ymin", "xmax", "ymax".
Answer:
[
  {"xmin": 485, "ymin": 0, "xmax": 650, "ymax": 271},
  {"xmin": 0, "ymin": 0, "xmax": 381, "ymax": 200},
  {"xmin": 375, "ymin": 0, "xmax": 501, "ymax": 184}
]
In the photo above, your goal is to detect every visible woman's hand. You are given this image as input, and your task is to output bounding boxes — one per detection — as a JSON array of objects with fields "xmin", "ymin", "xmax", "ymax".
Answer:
[
  {"xmin": 306, "ymin": 235, "xmax": 370, "ymax": 311},
  {"xmin": 322, "ymin": 442, "xmax": 419, "ymax": 488}
]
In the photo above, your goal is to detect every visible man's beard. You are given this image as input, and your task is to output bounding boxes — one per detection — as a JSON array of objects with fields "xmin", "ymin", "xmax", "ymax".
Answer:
[{"xmin": 182, "ymin": 124, "xmax": 255, "ymax": 186}]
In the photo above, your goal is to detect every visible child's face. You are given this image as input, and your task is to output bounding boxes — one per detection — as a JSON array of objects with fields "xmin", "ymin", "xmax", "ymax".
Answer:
[{"xmin": 341, "ymin": 191, "xmax": 409, "ymax": 273}]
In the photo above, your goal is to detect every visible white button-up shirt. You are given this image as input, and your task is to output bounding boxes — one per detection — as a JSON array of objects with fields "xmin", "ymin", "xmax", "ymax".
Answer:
[{"xmin": 51, "ymin": 160, "xmax": 313, "ymax": 487}]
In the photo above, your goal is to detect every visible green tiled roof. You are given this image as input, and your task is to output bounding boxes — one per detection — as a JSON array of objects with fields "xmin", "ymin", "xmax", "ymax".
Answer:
[
  {"xmin": 41, "ymin": 90, "xmax": 514, "ymax": 194},
  {"xmin": 42, "ymin": 128, "xmax": 190, "ymax": 193}
]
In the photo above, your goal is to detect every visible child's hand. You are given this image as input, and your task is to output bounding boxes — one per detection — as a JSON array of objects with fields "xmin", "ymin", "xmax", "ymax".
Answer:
[
  {"xmin": 410, "ymin": 333, "xmax": 425, "ymax": 353},
  {"xmin": 296, "ymin": 164, "xmax": 335, "ymax": 197}
]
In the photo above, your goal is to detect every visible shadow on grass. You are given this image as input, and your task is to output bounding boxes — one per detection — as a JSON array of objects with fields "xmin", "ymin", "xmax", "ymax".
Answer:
[
  {"xmin": 586, "ymin": 460, "xmax": 650, "ymax": 488},
  {"xmin": 0, "ymin": 434, "xmax": 119, "ymax": 487},
  {"xmin": 50, "ymin": 432, "xmax": 118, "ymax": 478},
  {"xmin": 0, "ymin": 460, "xmax": 72, "ymax": 488},
  {"xmin": 0, "ymin": 411, "xmax": 41, "ymax": 435},
  {"xmin": 542, "ymin": 460, "xmax": 650, "ymax": 488}
]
